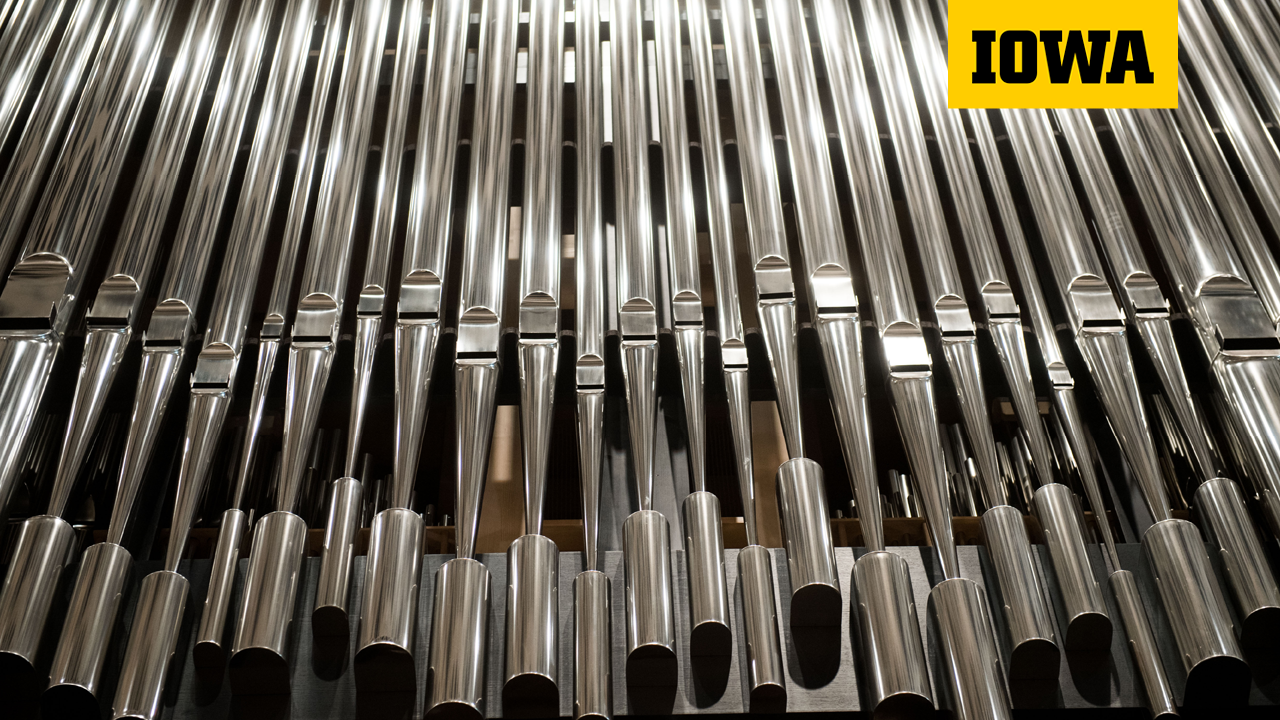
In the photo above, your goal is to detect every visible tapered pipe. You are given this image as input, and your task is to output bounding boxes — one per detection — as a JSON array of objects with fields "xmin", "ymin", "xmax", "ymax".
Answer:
[
  {"xmin": 1032, "ymin": 484, "xmax": 1111, "ymax": 651},
  {"xmin": 44, "ymin": 542, "xmax": 132, "ymax": 713},
  {"xmin": 622, "ymin": 510, "xmax": 676, "ymax": 687},
  {"xmin": 426, "ymin": 558, "xmax": 491, "ymax": 719},
  {"xmin": 1142, "ymin": 519, "xmax": 1248, "ymax": 706},
  {"xmin": 851, "ymin": 551, "xmax": 933, "ymax": 716},
  {"xmin": 503, "ymin": 534, "xmax": 560, "ymax": 716},
  {"xmin": 355, "ymin": 507, "xmax": 423, "ymax": 693},
  {"xmin": 229, "ymin": 511, "xmax": 309, "ymax": 695},
  {"xmin": 774, "ymin": 459, "xmax": 840, "ymax": 627},
  {"xmin": 573, "ymin": 570, "xmax": 611, "ymax": 720},
  {"xmin": 111, "ymin": 572, "xmax": 188, "ymax": 720},
  {"xmin": 928, "ymin": 579, "xmax": 1012, "ymax": 720}
]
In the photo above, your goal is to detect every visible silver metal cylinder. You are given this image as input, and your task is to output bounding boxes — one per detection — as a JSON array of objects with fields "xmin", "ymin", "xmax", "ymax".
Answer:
[
  {"xmin": 928, "ymin": 578, "xmax": 1012, "ymax": 720},
  {"xmin": 355, "ymin": 507, "xmax": 422, "ymax": 693},
  {"xmin": 44, "ymin": 542, "xmax": 133, "ymax": 709},
  {"xmin": 0, "ymin": 514, "xmax": 77, "ymax": 672},
  {"xmin": 112, "ymin": 571, "xmax": 188, "ymax": 720},
  {"xmin": 774, "ymin": 458, "xmax": 841, "ymax": 627},
  {"xmin": 194, "ymin": 507, "xmax": 246, "ymax": 667},
  {"xmin": 573, "ymin": 569, "xmax": 611, "ymax": 719},
  {"xmin": 850, "ymin": 551, "xmax": 933, "ymax": 717},
  {"xmin": 1108, "ymin": 570, "xmax": 1178, "ymax": 719},
  {"xmin": 979, "ymin": 504, "xmax": 1059, "ymax": 679},
  {"xmin": 315, "ymin": 476, "xmax": 363, "ymax": 638},
  {"xmin": 503, "ymin": 533, "xmax": 559, "ymax": 714},
  {"xmin": 1194, "ymin": 477, "xmax": 1280, "ymax": 646},
  {"xmin": 682, "ymin": 491, "xmax": 731, "ymax": 657},
  {"xmin": 426, "ymin": 557, "xmax": 491, "ymax": 718},
  {"xmin": 228, "ymin": 510, "xmax": 307, "ymax": 695},
  {"xmin": 622, "ymin": 509, "xmax": 677, "ymax": 686},
  {"xmin": 1142, "ymin": 518, "xmax": 1249, "ymax": 706},
  {"xmin": 1032, "ymin": 483, "xmax": 1111, "ymax": 650},
  {"xmin": 738, "ymin": 545, "xmax": 785, "ymax": 711}
]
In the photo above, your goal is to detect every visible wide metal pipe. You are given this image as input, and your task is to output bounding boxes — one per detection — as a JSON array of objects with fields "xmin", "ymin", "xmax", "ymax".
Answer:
[
  {"xmin": 426, "ymin": 558, "xmax": 491, "ymax": 718},
  {"xmin": 979, "ymin": 505, "xmax": 1058, "ymax": 677},
  {"xmin": 850, "ymin": 551, "xmax": 932, "ymax": 716},
  {"xmin": 622, "ymin": 510, "xmax": 676, "ymax": 686},
  {"xmin": 355, "ymin": 507, "xmax": 423, "ymax": 693},
  {"xmin": 504, "ymin": 534, "xmax": 560, "ymax": 715},
  {"xmin": 44, "ymin": 541, "xmax": 132, "ymax": 708},
  {"xmin": 1143, "ymin": 519, "xmax": 1248, "ymax": 705},
  {"xmin": 928, "ymin": 579, "xmax": 1012, "ymax": 720},
  {"xmin": 1194, "ymin": 477, "xmax": 1280, "ymax": 646},
  {"xmin": 1032, "ymin": 483, "xmax": 1111, "ymax": 651},
  {"xmin": 229, "ymin": 511, "xmax": 309, "ymax": 695},
  {"xmin": 774, "ymin": 459, "xmax": 840, "ymax": 628},
  {"xmin": 0, "ymin": 515, "xmax": 77, "ymax": 673},
  {"xmin": 111, "ymin": 572, "xmax": 188, "ymax": 720},
  {"xmin": 683, "ymin": 492, "xmax": 731, "ymax": 656}
]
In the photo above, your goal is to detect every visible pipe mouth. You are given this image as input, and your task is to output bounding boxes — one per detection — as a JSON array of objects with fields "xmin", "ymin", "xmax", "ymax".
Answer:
[
  {"xmin": 1242, "ymin": 605, "xmax": 1280, "ymax": 648},
  {"xmin": 354, "ymin": 642, "xmax": 415, "ymax": 694},
  {"xmin": 624, "ymin": 641, "xmax": 677, "ymax": 685},
  {"xmin": 227, "ymin": 647, "xmax": 290, "ymax": 696},
  {"xmin": 689, "ymin": 618, "xmax": 732, "ymax": 659},
  {"xmin": 41, "ymin": 682, "xmax": 98, "ymax": 720},
  {"xmin": 1062, "ymin": 610, "xmax": 1113, "ymax": 653},
  {"xmin": 748, "ymin": 679, "xmax": 787, "ymax": 713},
  {"xmin": 1007, "ymin": 637, "xmax": 1062, "ymax": 681},
  {"xmin": 311, "ymin": 605, "xmax": 351, "ymax": 640},
  {"xmin": 790, "ymin": 581, "xmax": 842, "ymax": 629},
  {"xmin": 501, "ymin": 671, "xmax": 558, "ymax": 718},
  {"xmin": 191, "ymin": 639, "xmax": 226, "ymax": 670},
  {"xmin": 423, "ymin": 699, "xmax": 484, "ymax": 720},
  {"xmin": 871, "ymin": 690, "xmax": 935, "ymax": 720},
  {"xmin": 1183, "ymin": 653, "xmax": 1251, "ymax": 707}
]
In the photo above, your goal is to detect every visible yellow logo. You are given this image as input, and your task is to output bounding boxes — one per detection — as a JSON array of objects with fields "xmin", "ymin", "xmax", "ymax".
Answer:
[{"xmin": 948, "ymin": 0, "xmax": 1178, "ymax": 108}]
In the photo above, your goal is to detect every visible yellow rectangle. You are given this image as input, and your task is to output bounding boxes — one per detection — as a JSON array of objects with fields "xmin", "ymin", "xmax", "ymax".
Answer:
[{"xmin": 948, "ymin": 0, "xmax": 1178, "ymax": 108}]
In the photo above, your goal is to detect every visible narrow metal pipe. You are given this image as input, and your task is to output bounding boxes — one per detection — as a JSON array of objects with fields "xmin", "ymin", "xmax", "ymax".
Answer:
[
  {"xmin": 719, "ymin": 0, "xmax": 804, "ymax": 457},
  {"xmin": 504, "ymin": 0, "xmax": 565, "ymax": 707},
  {"xmin": 0, "ymin": 0, "xmax": 178, "ymax": 682},
  {"xmin": 573, "ymin": 3, "xmax": 610, "ymax": 715},
  {"xmin": 232, "ymin": 0, "xmax": 391, "ymax": 693},
  {"xmin": 326, "ymin": 0, "xmax": 421, "ymax": 650},
  {"xmin": 111, "ymin": 0, "xmax": 322, "ymax": 713},
  {"xmin": 0, "ymin": 0, "xmax": 112, "ymax": 277},
  {"xmin": 426, "ymin": 0, "xmax": 518, "ymax": 714}
]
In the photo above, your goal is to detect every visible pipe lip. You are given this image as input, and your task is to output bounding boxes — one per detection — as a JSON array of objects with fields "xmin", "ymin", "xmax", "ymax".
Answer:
[
  {"xmin": 871, "ymin": 689, "xmax": 935, "ymax": 720},
  {"xmin": 354, "ymin": 641, "xmax": 416, "ymax": 695},
  {"xmin": 501, "ymin": 670, "xmax": 559, "ymax": 718},
  {"xmin": 423, "ymin": 699, "xmax": 484, "ymax": 720},
  {"xmin": 1183, "ymin": 653, "xmax": 1252, "ymax": 708},
  {"xmin": 41, "ymin": 682, "xmax": 98, "ymax": 720}
]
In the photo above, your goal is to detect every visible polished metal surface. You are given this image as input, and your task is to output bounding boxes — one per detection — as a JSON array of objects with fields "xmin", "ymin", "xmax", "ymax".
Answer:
[
  {"xmin": 1033, "ymin": 483, "xmax": 1111, "ymax": 651},
  {"xmin": 112, "ymin": 571, "xmax": 188, "ymax": 720},
  {"xmin": 1142, "ymin": 519, "xmax": 1248, "ymax": 704},
  {"xmin": 622, "ymin": 509, "xmax": 677, "ymax": 686},
  {"xmin": 0, "ymin": 0, "xmax": 65, "ymax": 163},
  {"xmin": 719, "ymin": 0, "xmax": 804, "ymax": 457},
  {"xmin": 1109, "ymin": 569, "xmax": 1179, "ymax": 719},
  {"xmin": 850, "ymin": 551, "xmax": 933, "ymax": 716},
  {"xmin": 427, "ymin": 557, "xmax": 491, "ymax": 719},
  {"xmin": 775, "ymin": 459, "xmax": 840, "ymax": 627},
  {"xmin": 979, "ymin": 505, "xmax": 1059, "ymax": 678},
  {"xmin": 355, "ymin": 507, "xmax": 423, "ymax": 692},
  {"xmin": 928, "ymin": 578, "xmax": 1012, "ymax": 720},
  {"xmin": 0, "ymin": 515, "xmax": 76, "ymax": 671},
  {"xmin": 229, "ymin": 511, "xmax": 309, "ymax": 695},
  {"xmin": 45, "ymin": 542, "xmax": 132, "ymax": 705},
  {"xmin": 573, "ymin": 569, "xmax": 611, "ymax": 720},
  {"xmin": 683, "ymin": 491, "xmax": 731, "ymax": 657},
  {"xmin": 194, "ymin": 508, "xmax": 247, "ymax": 666},
  {"xmin": 1194, "ymin": 477, "xmax": 1280, "ymax": 645},
  {"xmin": 316, "ymin": 477, "xmax": 364, "ymax": 636},
  {"xmin": 765, "ymin": 0, "xmax": 880, "ymax": 563},
  {"xmin": 738, "ymin": 545, "xmax": 785, "ymax": 711},
  {"xmin": 0, "ymin": 0, "xmax": 111, "ymax": 275},
  {"xmin": 504, "ymin": 534, "xmax": 560, "ymax": 713}
]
